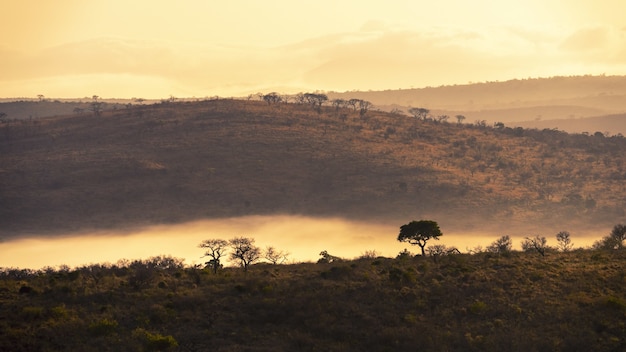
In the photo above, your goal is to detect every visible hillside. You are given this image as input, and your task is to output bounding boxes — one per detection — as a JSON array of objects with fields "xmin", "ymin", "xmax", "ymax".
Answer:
[
  {"xmin": 514, "ymin": 113, "xmax": 626, "ymax": 136},
  {"xmin": 1, "ymin": 249, "xmax": 625, "ymax": 351},
  {"xmin": 1, "ymin": 99, "xmax": 626, "ymax": 238},
  {"xmin": 327, "ymin": 75, "xmax": 626, "ymax": 133}
]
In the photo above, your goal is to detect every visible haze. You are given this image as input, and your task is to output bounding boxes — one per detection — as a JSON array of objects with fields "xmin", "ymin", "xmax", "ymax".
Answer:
[{"xmin": 2, "ymin": 0, "xmax": 626, "ymax": 98}]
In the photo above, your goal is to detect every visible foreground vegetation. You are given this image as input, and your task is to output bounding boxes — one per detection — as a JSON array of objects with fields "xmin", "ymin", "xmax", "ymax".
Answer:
[{"xmin": 2, "ymin": 246, "xmax": 626, "ymax": 351}]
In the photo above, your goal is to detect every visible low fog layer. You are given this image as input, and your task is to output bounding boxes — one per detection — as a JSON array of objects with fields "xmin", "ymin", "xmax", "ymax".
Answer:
[{"xmin": 0, "ymin": 215, "xmax": 602, "ymax": 270}]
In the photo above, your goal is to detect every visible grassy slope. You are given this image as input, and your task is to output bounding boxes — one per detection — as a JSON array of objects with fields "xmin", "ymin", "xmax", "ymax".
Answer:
[
  {"xmin": 1, "ymin": 99, "xmax": 625, "ymax": 237},
  {"xmin": 1, "ymin": 250, "xmax": 625, "ymax": 351}
]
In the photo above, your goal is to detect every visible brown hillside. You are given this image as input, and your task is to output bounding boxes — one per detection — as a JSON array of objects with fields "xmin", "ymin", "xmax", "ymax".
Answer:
[{"xmin": 1, "ymin": 99, "xmax": 625, "ymax": 238}]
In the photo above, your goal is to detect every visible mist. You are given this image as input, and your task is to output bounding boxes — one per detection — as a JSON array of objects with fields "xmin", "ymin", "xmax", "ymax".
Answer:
[{"xmin": 0, "ymin": 215, "xmax": 603, "ymax": 270}]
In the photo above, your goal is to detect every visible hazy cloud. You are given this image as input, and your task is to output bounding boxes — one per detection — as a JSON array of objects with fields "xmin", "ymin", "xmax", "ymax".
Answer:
[{"xmin": 2, "ymin": 23, "xmax": 626, "ymax": 98}]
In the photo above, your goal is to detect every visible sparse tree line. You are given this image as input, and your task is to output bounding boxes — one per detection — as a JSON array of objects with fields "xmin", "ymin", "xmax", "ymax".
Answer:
[{"xmin": 1, "ymin": 222, "xmax": 624, "ymax": 278}]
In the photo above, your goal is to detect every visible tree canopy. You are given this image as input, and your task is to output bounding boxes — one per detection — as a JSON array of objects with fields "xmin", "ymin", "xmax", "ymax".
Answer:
[{"xmin": 397, "ymin": 220, "xmax": 442, "ymax": 256}]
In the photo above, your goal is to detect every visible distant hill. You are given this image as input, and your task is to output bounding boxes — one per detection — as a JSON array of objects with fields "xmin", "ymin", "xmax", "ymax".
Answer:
[
  {"xmin": 327, "ymin": 75, "xmax": 626, "ymax": 134},
  {"xmin": 1, "ymin": 99, "xmax": 625, "ymax": 239},
  {"xmin": 513, "ymin": 113, "xmax": 626, "ymax": 136}
]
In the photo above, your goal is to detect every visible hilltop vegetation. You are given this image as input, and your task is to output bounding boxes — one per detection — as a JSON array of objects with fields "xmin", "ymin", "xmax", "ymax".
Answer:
[
  {"xmin": 1, "ymin": 98, "xmax": 625, "ymax": 238},
  {"xmin": 2, "ymin": 247, "xmax": 626, "ymax": 351}
]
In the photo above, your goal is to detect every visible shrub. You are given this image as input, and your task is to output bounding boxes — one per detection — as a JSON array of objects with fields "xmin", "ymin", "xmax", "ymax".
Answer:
[{"xmin": 89, "ymin": 318, "xmax": 118, "ymax": 337}]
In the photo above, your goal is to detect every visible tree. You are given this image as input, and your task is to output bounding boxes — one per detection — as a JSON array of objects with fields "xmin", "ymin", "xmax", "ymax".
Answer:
[
  {"xmin": 346, "ymin": 98, "xmax": 360, "ymax": 112},
  {"xmin": 90, "ymin": 95, "xmax": 103, "ymax": 117},
  {"xmin": 487, "ymin": 235, "xmax": 512, "ymax": 254},
  {"xmin": 595, "ymin": 224, "xmax": 626, "ymax": 250},
  {"xmin": 456, "ymin": 115, "xmax": 466, "ymax": 124},
  {"xmin": 521, "ymin": 236, "xmax": 548, "ymax": 256},
  {"xmin": 358, "ymin": 100, "xmax": 372, "ymax": 117},
  {"xmin": 397, "ymin": 220, "xmax": 442, "ymax": 256},
  {"xmin": 199, "ymin": 239, "xmax": 228, "ymax": 273},
  {"xmin": 556, "ymin": 231, "xmax": 573, "ymax": 252},
  {"xmin": 303, "ymin": 93, "xmax": 328, "ymax": 112},
  {"xmin": 262, "ymin": 92, "xmax": 282, "ymax": 105},
  {"xmin": 229, "ymin": 237, "xmax": 261, "ymax": 272},
  {"xmin": 37, "ymin": 94, "xmax": 45, "ymax": 102},
  {"xmin": 264, "ymin": 246, "xmax": 289, "ymax": 265},
  {"xmin": 408, "ymin": 107, "xmax": 430, "ymax": 120}
]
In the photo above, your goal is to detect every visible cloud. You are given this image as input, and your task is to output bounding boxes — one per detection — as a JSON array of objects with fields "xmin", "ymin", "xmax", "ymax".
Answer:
[
  {"xmin": 2, "ymin": 23, "xmax": 626, "ymax": 98},
  {"xmin": 560, "ymin": 26, "xmax": 610, "ymax": 52}
]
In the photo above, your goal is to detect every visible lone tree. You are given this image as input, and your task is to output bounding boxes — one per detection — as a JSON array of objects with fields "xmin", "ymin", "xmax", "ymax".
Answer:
[
  {"xmin": 198, "ymin": 239, "xmax": 228, "ymax": 273},
  {"xmin": 397, "ymin": 220, "xmax": 442, "ymax": 256},
  {"xmin": 408, "ymin": 107, "xmax": 430, "ymax": 120},
  {"xmin": 556, "ymin": 231, "xmax": 573, "ymax": 252},
  {"xmin": 229, "ymin": 237, "xmax": 261, "ymax": 272}
]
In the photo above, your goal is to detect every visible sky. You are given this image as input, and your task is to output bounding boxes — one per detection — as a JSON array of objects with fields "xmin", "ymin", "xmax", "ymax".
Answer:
[{"xmin": 2, "ymin": 0, "xmax": 626, "ymax": 99}]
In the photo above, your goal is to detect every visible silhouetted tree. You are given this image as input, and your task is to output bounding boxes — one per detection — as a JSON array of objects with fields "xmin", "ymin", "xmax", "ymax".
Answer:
[
  {"xmin": 90, "ymin": 95, "xmax": 103, "ymax": 116},
  {"xmin": 262, "ymin": 92, "xmax": 282, "ymax": 105},
  {"xmin": 408, "ymin": 107, "xmax": 430, "ymax": 120},
  {"xmin": 358, "ymin": 100, "xmax": 372, "ymax": 117},
  {"xmin": 264, "ymin": 246, "xmax": 289, "ymax": 264},
  {"xmin": 487, "ymin": 235, "xmax": 512, "ymax": 254},
  {"xmin": 521, "ymin": 236, "xmax": 548, "ymax": 256},
  {"xmin": 229, "ymin": 237, "xmax": 261, "ymax": 272},
  {"xmin": 199, "ymin": 239, "xmax": 228, "ymax": 273},
  {"xmin": 594, "ymin": 224, "xmax": 626, "ymax": 250},
  {"xmin": 556, "ymin": 231, "xmax": 573, "ymax": 252},
  {"xmin": 397, "ymin": 220, "xmax": 442, "ymax": 256},
  {"xmin": 456, "ymin": 114, "xmax": 466, "ymax": 124},
  {"xmin": 303, "ymin": 93, "xmax": 327, "ymax": 112}
]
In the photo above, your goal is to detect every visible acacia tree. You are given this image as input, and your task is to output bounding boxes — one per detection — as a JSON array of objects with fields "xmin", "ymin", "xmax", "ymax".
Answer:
[
  {"xmin": 198, "ymin": 239, "xmax": 228, "ymax": 273},
  {"xmin": 229, "ymin": 237, "xmax": 261, "ymax": 272},
  {"xmin": 397, "ymin": 220, "xmax": 442, "ymax": 256},
  {"xmin": 408, "ymin": 107, "xmax": 430, "ymax": 120}
]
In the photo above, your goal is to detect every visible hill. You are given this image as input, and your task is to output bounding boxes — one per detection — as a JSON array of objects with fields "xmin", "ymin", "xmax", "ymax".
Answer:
[
  {"xmin": 514, "ymin": 113, "xmax": 626, "ymax": 136},
  {"xmin": 1, "ymin": 249, "xmax": 625, "ymax": 351},
  {"xmin": 327, "ymin": 75, "xmax": 626, "ymax": 134},
  {"xmin": 1, "ymin": 99, "xmax": 625, "ymax": 238}
]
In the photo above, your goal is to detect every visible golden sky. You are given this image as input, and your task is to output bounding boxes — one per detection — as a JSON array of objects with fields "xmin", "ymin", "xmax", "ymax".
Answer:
[{"xmin": 2, "ymin": 0, "xmax": 626, "ymax": 98}]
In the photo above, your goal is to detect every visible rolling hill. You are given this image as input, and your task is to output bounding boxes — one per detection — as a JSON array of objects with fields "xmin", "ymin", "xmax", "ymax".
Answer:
[
  {"xmin": 327, "ymin": 75, "xmax": 626, "ymax": 134},
  {"xmin": 1, "ymin": 99, "xmax": 625, "ymax": 239}
]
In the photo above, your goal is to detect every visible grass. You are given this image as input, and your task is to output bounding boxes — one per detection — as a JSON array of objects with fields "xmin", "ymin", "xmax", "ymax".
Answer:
[{"xmin": 1, "ymin": 249, "xmax": 625, "ymax": 351}]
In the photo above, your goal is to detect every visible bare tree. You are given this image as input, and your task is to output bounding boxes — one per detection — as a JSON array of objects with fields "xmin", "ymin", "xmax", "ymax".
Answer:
[
  {"xmin": 555, "ymin": 231, "xmax": 573, "ymax": 252},
  {"xmin": 199, "ymin": 239, "xmax": 228, "ymax": 273},
  {"xmin": 521, "ymin": 236, "xmax": 548, "ymax": 256},
  {"xmin": 229, "ymin": 237, "xmax": 261, "ymax": 272},
  {"xmin": 264, "ymin": 246, "xmax": 290, "ymax": 265}
]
